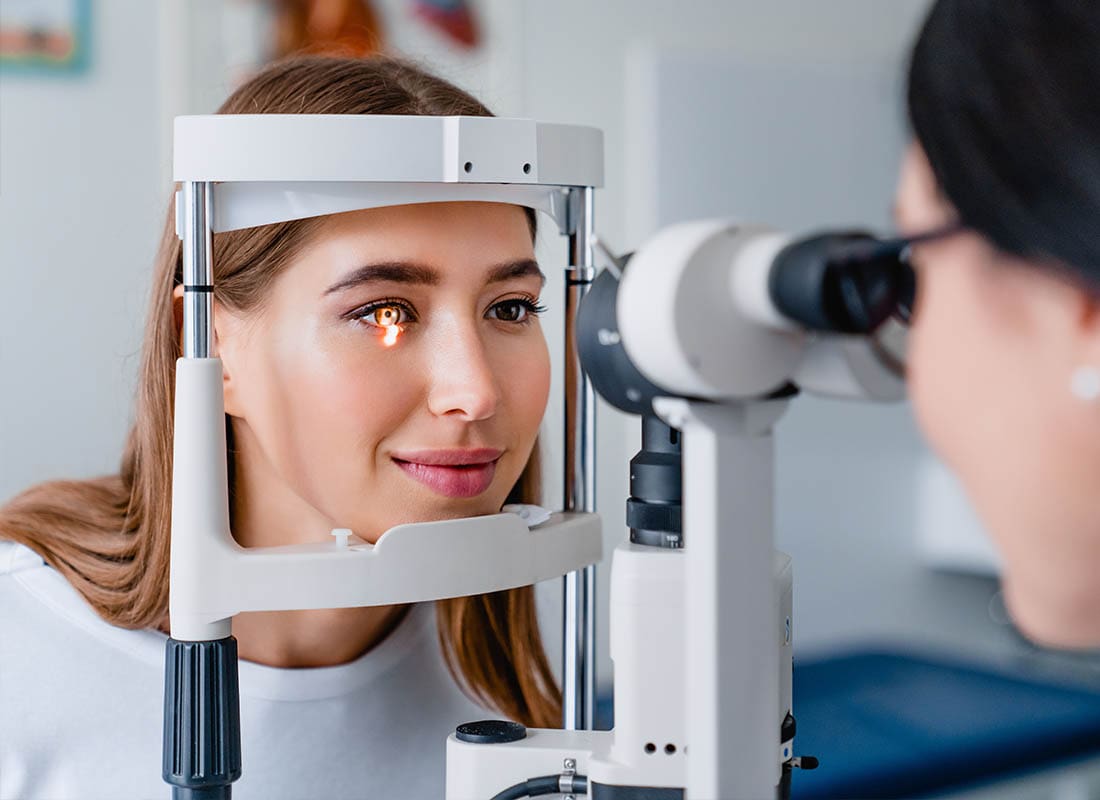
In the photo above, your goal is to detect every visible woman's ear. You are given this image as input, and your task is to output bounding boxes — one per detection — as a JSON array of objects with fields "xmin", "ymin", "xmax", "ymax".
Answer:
[
  {"xmin": 172, "ymin": 284, "xmax": 243, "ymax": 417},
  {"xmin": 172, "ymin": 284, "xmax": 185, "ymax": 350}
]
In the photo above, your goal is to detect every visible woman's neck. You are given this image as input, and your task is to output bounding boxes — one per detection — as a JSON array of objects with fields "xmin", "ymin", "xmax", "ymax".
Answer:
[{"xmin": 230, "ymin": 605, "xmax": 410, "ymax": 669}]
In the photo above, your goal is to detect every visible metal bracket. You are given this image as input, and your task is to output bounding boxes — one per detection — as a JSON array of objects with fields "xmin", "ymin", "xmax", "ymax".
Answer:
[
  {"xmin": 550, "ymin": 187, "xmax": 577, "ymax": 236},
  {"xmin": 560, "ymin": 757, "xmax": 579, "ymax": 798}
]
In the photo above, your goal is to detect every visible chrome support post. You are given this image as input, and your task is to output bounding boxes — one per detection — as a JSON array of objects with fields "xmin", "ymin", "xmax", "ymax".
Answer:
[
  {"xmin": 181, "ymin": 181, "xmax": 214, "ymax": 360},
  {"xmin": 562, "ymin": 186, "xmax": 598, "ymax": 731},
  {"xmin": 167, "ymin": 182, "xmax": 242, "ymax": 800}
]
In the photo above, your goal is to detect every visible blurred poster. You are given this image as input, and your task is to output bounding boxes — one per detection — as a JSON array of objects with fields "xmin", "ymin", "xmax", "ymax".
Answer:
[
  {"xmin": 272, "ymin": 0, "xmax": 384, "ymax": 59},
  {"xmin": 0, "ymin": 0, "xmax": 90, "ymax": 72},
  {"xmin": 413, "ymin": 0, "xmax": 479, "ymax": 49}
]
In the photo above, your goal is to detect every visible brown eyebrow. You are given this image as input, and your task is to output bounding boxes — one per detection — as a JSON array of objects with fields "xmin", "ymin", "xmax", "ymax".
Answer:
[
  {"xmin": 324, "ymin": 262, "xmax": 438, "ymax": 295},
  {"xmin": 486, "ymin": 259, "xmax": 545, "ymax": 288},
  {"xmin": 323, "ymin": 259, "xmax": 545, "ymax": 296}
]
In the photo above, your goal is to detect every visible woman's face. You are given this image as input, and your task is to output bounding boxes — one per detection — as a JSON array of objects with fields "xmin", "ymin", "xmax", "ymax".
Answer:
[
  {"xmin": 896, "ymin": 143, "xmax": 1100, "ymax": 648},
  {"xmin": 215, "ymin": 202, "xmax": 550, "ymax": 543}
]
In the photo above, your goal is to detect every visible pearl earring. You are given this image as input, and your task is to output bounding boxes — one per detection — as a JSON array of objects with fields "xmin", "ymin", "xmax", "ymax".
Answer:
[{"xmin": 1071, "ymin": 366, "xmax": 1100, "ymax": 401}]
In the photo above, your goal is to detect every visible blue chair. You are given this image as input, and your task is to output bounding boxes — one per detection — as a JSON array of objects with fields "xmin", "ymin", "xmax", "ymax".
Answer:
[{"xmin": 790, "ymin": 650, "xmax": 1100, "ymax": 798}]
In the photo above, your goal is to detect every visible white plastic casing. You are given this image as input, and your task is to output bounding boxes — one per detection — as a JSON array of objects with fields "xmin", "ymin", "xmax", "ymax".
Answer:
[
  {"xmin": 794, "ymin": 334, "xmax": 906, "ymax": 401},
  {"xmin": 444, "ymin": 545, "xmax": 795, "ymax": 797},
  {"xmin": 619, "ymin": 219, "xmax": 907, "ymax": 404},
  {"xmin": 592, "ymin": 543, "xmax": 686, "ymax": 788},
  {"xmin": 617, "ymin": 220, "xmax": 805, "ymax": 400},
  {"xmin": 173, "ymin": 115, "xmax": 604, "ymax": 233},
  {"xmin": 174, "ymin": 115, "xmax": 603, "ymax": 185}
]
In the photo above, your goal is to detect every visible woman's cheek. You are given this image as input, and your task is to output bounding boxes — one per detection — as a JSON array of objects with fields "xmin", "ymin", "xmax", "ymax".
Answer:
[
  {"xmin": 520, "ymin": 341, "xmax": 551, "ymax": 425},
  {"xmin": 316, "ymin": 335, "xmax": 425, "ymax": 431}
]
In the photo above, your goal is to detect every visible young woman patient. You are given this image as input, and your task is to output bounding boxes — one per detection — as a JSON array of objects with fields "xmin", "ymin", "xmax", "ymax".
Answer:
[{"xmin": 0, "ymin": 56, "xmax": 557, "ymax": 800}]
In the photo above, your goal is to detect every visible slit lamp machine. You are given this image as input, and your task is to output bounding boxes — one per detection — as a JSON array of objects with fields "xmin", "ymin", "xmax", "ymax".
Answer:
[{"xmin": 169, "ymin": 114, "xmax": 909, "ymax": 800}]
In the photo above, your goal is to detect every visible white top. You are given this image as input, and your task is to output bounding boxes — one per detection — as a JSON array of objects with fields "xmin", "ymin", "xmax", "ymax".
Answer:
[{"xmin": 0, "ymin": 541, "xmax": 489, "ymax": 800}]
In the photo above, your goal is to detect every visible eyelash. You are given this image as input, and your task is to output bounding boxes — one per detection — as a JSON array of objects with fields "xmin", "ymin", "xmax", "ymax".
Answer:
[{"xmin": 348, "ymin": 296, "xmax": 548, "ymax": 328}]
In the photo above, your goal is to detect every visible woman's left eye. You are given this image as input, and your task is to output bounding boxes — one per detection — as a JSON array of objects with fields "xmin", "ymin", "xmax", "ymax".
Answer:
[{"xmin": 488, "ymin": 298, "xmax": 547, "ymax": 323}]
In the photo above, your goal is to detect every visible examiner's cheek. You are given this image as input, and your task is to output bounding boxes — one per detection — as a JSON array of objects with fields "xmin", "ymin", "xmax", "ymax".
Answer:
[{"xmin": 904, "ymin": 322, "xmax": 954, "ymax": 463}]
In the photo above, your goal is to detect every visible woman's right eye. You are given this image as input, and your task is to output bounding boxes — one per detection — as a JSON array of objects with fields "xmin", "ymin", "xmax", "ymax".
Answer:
[{"xmin": 354, "ymin": 302, "xmax": 414, "ymax": 329}]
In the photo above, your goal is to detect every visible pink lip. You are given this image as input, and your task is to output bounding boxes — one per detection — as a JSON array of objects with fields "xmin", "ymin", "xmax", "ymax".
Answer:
[{"xmin": 391, "ymin": 449, "xmax": 503, "ymax": 498}]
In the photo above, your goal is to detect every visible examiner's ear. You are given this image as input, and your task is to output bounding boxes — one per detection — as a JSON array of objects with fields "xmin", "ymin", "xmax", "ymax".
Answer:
[
  {"xmin": 1070, "ymin": 286, "xmax": 1100, "ymax": 387},
  {"xmin": 171, "ymin": 284, "xmax": 243, "ymax": 417},
  {"xmin": 895, "ymin": 142, "xmax": 956, "ymax": 233},
  {"xmin": 1009, "ymin": 257, "xmax": 1100, "ymax": 408}
]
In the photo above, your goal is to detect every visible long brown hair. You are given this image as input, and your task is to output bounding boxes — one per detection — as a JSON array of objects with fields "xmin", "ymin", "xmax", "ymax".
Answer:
[{"xmin": 0, "ymin": 55, "xmax": 561, "ymax": 728}]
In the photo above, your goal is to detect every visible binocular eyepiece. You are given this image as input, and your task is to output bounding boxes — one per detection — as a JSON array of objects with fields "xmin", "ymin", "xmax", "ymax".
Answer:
[
  {"xmin": 576, "ymin": 227, "xmax": 914, "ymax": 417},
  {"xmin": 769, "ymin": 231, "xmax": 917, "ymax": 334},
  {"xmin": 576, "ymin": 227, "xmax": 914, "ymax": 550}
]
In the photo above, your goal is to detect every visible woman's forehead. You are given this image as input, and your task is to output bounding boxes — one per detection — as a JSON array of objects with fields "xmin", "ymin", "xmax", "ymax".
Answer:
[
  {"xmin": 297, "ymin": 202, "xmax": 540, "ymax": 291},
  {"xmin": 320, "ymin": 201, "xmax": 532, "ymax": 241}
]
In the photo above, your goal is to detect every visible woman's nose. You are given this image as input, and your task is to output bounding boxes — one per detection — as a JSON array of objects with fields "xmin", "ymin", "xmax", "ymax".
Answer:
[{"xmin": 425, "ymin": 326, "xmax": 502, "ymax": 421}]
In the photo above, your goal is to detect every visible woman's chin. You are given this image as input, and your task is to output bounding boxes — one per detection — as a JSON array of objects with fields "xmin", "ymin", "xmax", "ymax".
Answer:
[
  {"xmin": 404, "ymin": 501, "xmax": 500, "ymax": 521},
  {"xmin": 375, "ymin": 493, "xmax": 508, "ymax": 528}
]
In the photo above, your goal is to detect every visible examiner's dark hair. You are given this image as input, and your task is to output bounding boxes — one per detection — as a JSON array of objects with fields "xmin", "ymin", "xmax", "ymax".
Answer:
[{"xmin": 907, "ymin": 0, "xmax": 1100, "ymax": 288}]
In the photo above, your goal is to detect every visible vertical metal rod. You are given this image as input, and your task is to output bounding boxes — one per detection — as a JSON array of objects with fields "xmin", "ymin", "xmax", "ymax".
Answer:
[
  {"xmin": 181, "ymin": 181, "xmax": 214, "ymax": 360},
  {"xmin": 583, "ymin": 537, "xmax": 596, "ymax": 729},
  {"xmin": 562, "ymin": 186, "xmax": 597, "ymax": 730},
  {"xmin": 169, "ymin": 181, "xmax": 241, "ymax": 798}
]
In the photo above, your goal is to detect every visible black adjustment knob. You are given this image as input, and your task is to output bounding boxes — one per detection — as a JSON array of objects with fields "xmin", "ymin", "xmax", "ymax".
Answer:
[
  {"xmin": 455, "ymin": 720, "xmax": 527, "ymax": 744},
  {"xmin": 781, "ymin": 711, "xmax": 797, "ymax": 743}
]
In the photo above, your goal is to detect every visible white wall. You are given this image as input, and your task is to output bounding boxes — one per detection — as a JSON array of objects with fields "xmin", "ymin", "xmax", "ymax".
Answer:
[{"xmin": 0, "ymin": 0, "xmax": 165, "ymax": 502}]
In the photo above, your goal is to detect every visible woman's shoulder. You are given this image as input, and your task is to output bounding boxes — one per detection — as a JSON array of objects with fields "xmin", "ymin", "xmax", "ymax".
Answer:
[
  {"xmin": 0, "ymin": 538, "xmax": 168, "ymax": 669},
  {"xmin": 0, "ymin": 538, "xmax": 47, "ymax": 576}
]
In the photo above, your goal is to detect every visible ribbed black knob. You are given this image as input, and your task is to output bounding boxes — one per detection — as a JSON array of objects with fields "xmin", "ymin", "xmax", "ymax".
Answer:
[
  {"xmin": 455, "ymin": 719, "xmax": 527, "ymax": 744},
  {"xmin": 163, "ymin": 637, "xmax": 242, "ymax": 799}
]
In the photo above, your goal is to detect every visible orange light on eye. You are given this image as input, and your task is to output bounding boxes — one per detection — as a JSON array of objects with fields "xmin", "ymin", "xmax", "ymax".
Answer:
[
  {"xmin": 370, "ymin": 306, "xmax": 403, "ymax": 347},
  {"xmin": 383, "ymin": 323, "xmax": 402, "ymax": 347}
]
